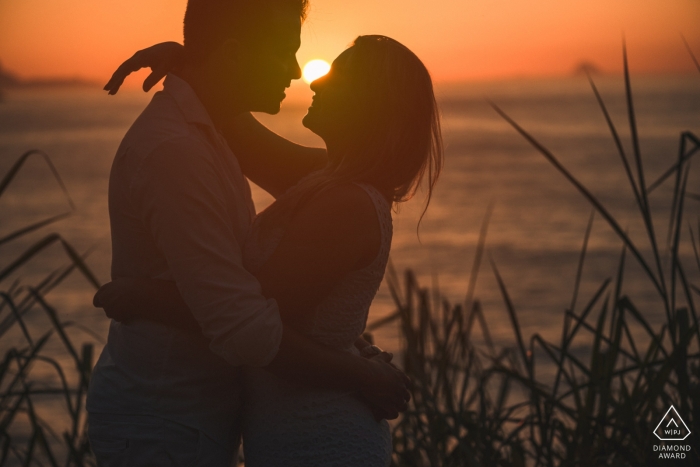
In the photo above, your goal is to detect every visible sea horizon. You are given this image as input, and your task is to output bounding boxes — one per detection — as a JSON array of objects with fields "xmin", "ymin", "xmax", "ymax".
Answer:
[{"xmin": 1, "ymin": 73, "xmax": 698, "ymax": 355}]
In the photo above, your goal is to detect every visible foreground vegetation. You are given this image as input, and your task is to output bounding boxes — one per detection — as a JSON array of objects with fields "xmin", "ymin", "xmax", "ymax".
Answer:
[
  {"xmin": 1, "ymin": 45, "xmax": 698, "ymax": 466},
  {"xmin": 376, "ymin": 47, "xmax": 700, "ymax": 466},
  {"xmin": 0, "ymin": 150, "xmax": 99, "ymax": 466}
]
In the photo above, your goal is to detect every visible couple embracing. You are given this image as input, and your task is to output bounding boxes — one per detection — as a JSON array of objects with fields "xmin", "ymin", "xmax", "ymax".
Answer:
[{"xmin": 86, "ymin": 0, "xmax": 443, "ymax": 465}]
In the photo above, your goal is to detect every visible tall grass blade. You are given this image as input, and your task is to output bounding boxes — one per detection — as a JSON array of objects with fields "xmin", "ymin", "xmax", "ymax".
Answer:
[
  {"xmin": 0, "ymin": 212, "xmax": 72, "ymax": 247},
  {"xmin": 0, "ymin": 234, "xmax": 100, "ymax": 289},
  {"xmin": 28, "ymin": 289, "xmax": 82, "ymax": 369},
  {"xmin": 0, "ymin": 340, "xmax": 51, "ymax": 431},
  {"xmin": 570, "ymin": 210, "xmax": 595, "ymax": 314},
  {"xmin": 622, "ymin": 40, "xmax": 644, "ymax": 200},
  {"xmin": 57, "ymin": 239, "xmax": 101, "ymax": 289},
  {"xmin": 31, "ymin": 355, "xmax": 76, "ymax": 416},
  {"xmin": 490, "ymin": 258, "xmax": 529, "ymax": 373},
  {"xmin": 675, "ymin": 262, "xmax": 700, "ymax": 350},
  {"xmin": 587, "ymin": 75, "xmax": 641, "ymax": 207},
  {"xmin": 0, "ymin": 293, "xmax": 32, "ymax": 346},
  {"xmin": 490, "ymin": 102, "xmax": 664, "ymax": 297},
  {"xmin": 464, "ymin": 202, "xmax": 493, "ymax": 311},
  {"xmin": 664, "ymin": 134, "xmax": 689, "ymax": 245},
  {"xmin": 0, "ymin": 150, "xmax": 74, "ymax": 210},
  {"xmin": 648, "ymin": 132, "xmax": 699, "ymax": 193},
  {"xmin": 682, "ymin": 34, "xmax": 700, "ymax": 73},
  {"xmin": 0, "ymin": 234, "xmax": 61, "ymax": 282},
  {"xmin": 623, "ymin": 40, "xmax": 668, "ymax": 314},
  {"xmin": 680, "ymin": 232, "xmax": 699, "ymax": 304},
  {"xmin": 25, "ymin": 392, "xmax": 60, "ymax": 467},
  {"xmin": 566, "ymin": 279, "xmax": 611, "ymax": 345},
  {"xmin": 0, "ymin": 247, "xmax": 95, "ymax": 339},
  {"xmin": 669, "ymin": 165, "xmax": 690, "ymax": 316}
]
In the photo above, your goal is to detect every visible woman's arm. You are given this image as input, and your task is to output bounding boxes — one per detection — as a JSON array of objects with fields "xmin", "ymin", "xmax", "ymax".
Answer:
[
  {"xmin": 103, "ymin": 42, "xmax": 328, "ymax": 197},
  {"xmin": 222, "ymin": 113, "xmax": 327, "ymax": 199}
]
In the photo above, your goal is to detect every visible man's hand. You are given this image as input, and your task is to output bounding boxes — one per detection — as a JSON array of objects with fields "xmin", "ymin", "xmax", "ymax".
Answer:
[
  {"xmin": 359, "ymin": 354, "xmax": 411, "ymax": 421},
  {"xmin": 355, "ymin": 336, "xmax": 391, "ymax": 360},
  {"xmin": 104, "ymin": 42, "xmax": 185, "ymax": 95},
  {"xmin": 93, "ymin": 278, "xmax": 143, "ymax": 322}
]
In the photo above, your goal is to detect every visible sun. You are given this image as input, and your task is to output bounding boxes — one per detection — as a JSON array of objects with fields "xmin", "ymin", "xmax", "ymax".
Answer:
[{"xmin": 302, "ymin": 59, "xmax": 331, "ymax": 84}]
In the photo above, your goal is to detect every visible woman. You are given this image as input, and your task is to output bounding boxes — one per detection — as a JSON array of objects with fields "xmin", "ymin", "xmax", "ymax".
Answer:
[{"xmin": 97, "ymin": 35, "xmax": 442, "ymax": 466}]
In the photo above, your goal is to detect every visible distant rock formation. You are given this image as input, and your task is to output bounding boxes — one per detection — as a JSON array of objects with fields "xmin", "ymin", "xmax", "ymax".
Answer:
[
  {"xmin": 0, "ymin": 62, "xmax": 20, "ymax": 88},
  {"xmin": 572, "ymin": 61, "xmax": 604, "ymax": 76},
  {"xmin": 0, "ymin": 61, "xmax": 97, "ymax": 89}
]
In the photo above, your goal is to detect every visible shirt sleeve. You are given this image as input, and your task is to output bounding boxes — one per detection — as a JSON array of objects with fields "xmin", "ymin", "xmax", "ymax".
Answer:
[{"xmin": 130, "ymin": 136, "xmax": 283, "ymax": 367}]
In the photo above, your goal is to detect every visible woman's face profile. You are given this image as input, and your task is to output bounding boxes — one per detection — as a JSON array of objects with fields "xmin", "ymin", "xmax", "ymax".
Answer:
[{"xmin": 302, "ymin": 47, "xmax": 367, "ymax": 145}]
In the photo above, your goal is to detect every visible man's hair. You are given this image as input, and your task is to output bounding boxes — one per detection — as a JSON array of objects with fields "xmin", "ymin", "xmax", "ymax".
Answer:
[{"xmin": 183, "ymin": 0, "xmax": 308, "ymax": 62}]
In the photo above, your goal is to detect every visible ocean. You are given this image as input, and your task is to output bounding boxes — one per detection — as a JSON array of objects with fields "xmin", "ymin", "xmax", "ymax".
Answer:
[{"xmin": 1, "ymin": 73, "xmax": 699, "ymax": 362}]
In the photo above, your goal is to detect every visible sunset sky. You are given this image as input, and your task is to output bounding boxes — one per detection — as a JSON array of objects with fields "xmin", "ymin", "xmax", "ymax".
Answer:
[{"xmin": 1, "ymin": 0, "xmax": 699, "ymax": 84}]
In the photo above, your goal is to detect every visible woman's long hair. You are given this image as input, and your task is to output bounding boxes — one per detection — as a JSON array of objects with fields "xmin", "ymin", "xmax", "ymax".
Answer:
[
  {"xmin": 260, "ymin": 35, "xmax": 443, "ymax": 234},
  {"xmin": 324, "ymin": 35, "xmax": 443, "ymax": 209}
]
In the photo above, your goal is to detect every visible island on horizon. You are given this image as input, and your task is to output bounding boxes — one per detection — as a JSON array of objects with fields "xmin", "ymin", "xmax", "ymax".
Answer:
[
  {"xmin": 572, "ymin": 60, "xmax": 605, "ymax": 76},
  {"xmin": 0, "ymin": 61, "xmax": 99, "ymax": 90}
]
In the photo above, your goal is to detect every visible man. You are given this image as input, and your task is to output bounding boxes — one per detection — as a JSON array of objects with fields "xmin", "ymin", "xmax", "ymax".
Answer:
[{"xmin": 86, "ymin": 1, "xmax": 409, "ymax": 465}]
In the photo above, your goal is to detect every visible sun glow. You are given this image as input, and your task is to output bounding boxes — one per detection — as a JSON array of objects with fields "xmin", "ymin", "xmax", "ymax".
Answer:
[{"xmin": 302, "ymin": 59, "xmax": 331, "ymax": 83}]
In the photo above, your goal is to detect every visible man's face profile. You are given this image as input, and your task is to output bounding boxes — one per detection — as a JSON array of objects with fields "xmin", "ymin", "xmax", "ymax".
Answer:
[{"xmin": 227, "ymin": 9, "xmax": 302, "ymax": 114}]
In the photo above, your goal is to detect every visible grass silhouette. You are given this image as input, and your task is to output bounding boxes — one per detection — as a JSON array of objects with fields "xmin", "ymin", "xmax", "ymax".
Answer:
[
  {"xmin": 0, "ymin": 150, "xmax": 99, "ymax": 466},
  {"xmin": 375, "ymin": 43, "xmax": 700, "ymax": 466}
]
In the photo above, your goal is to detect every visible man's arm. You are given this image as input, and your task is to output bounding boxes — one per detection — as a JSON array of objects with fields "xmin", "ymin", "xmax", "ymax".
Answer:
[
  {"xmin": 221, "ymin": 113, "xmax": 327, "ymax": 198},
  {"xmin": 135, "ymin": 138, "xmax": 282, "ymax": 366},
  {"xmin": 134, "ymin": 138, "xmax": 408, "ymax": 415}
]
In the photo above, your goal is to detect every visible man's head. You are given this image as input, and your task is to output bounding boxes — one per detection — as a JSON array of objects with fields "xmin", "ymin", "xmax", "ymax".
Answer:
[{"xmin": 181, "ymin": 0, "xmax": 307, "ymax": 114}]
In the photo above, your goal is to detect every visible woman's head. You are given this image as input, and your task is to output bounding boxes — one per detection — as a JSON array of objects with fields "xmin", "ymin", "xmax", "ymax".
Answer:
[{"xmin": 303, "ymin": 35, "xmax": 443, "ymax": 208}]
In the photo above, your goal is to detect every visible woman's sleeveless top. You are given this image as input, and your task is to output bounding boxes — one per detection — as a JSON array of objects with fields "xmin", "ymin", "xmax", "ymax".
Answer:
[{"xmin": 240, "ymin": 176, "xmax": 393, "ymax": 467}]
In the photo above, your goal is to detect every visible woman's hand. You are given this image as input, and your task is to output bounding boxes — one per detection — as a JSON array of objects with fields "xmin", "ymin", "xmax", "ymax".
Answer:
[
  {"xmin": 104, "ymin": 42, "xmax": 185, "ymax": 95},
  {"xmin": 359, "ymin": 354, "xmax": 412, "ymax": 421}
]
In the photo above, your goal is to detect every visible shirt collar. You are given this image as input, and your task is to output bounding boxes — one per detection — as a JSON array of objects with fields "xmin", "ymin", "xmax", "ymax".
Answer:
[{"xmin": 163, "ymin": 73, "xmax": 217, "ymax": 130}]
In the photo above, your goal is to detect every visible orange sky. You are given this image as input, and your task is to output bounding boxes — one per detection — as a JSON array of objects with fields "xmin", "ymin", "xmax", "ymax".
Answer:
[{"xmin": 1, "ymin": 0, "xmax": 698, "ymax": 84}]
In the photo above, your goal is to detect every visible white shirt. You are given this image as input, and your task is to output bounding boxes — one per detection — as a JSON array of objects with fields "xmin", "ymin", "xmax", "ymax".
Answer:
[{"xmin": 87, "ymin": 74, "xmax": 283, "ymax": 447}]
